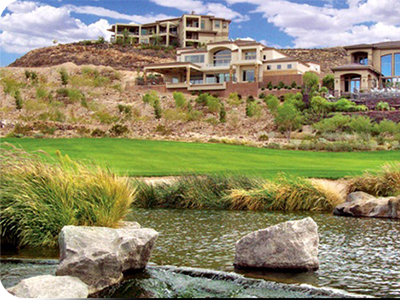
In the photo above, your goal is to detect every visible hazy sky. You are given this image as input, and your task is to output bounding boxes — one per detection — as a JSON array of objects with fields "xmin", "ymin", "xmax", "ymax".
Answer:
[{"xmin": 1, "ymin": 0, "xmax": 399, "ymax": 66}]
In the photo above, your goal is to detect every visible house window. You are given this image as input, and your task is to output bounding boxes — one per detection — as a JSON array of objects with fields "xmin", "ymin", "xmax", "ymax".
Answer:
[
  {"xmin": 201, "ymin": 20, "xmax": 205, "ymax": 29},
  {"xmin": 223, "ymin": 22, "xmax": 227, "ymax": 29},
  {"xmin": 395, "ymin": 53, "xmax": 400, "ymax": 76},
  {"xmin": 213, "ymin": 49, "xmax": 231, "ymax": 66},
  {"xmin": 215, "ymin": 20, "xmax": 220, "ymax": 28},
  {"xmin": 244, "ymin": 51, "xmax": 257, "ymax": 60},
  {"xmin": 141, "ymin": 29, "xmax": 148, "ymax": 35},
  {"xmin": 277, "ymin": 64, "xmax": 282, "ymax": 70},
  {"xmin": 287, "ymin": 64, "xmax": 292, "ymax": 69},
  {"xmin": 190, "ymin": 75, "xmax": 203, "ymax": 85},
  {"xmin": 242, "ymin": 70, "xmax": 255, "ymax": 82},
  {"xmin": 267, "ymin": 65, "xmax": 271, "ymax": 70},
  {"xmin": 172, "ymin": 77, "xmax": 179, "ymax": 83},
  {"xmin": 381, "ymin": 54, "xmax": 392, "ymax": 77},
  {"xmin": 263, "ymin": 55, "xmax": 266, "ymax": 60},
  {"xmin": 185, "ymin": 55, "xmax": 205, "ymax": 64}
]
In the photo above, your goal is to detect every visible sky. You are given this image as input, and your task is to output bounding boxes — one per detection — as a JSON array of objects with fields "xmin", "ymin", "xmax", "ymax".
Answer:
[{"xmin": 0, "ymin": 0, "xmax": 399, "ymax": 66}]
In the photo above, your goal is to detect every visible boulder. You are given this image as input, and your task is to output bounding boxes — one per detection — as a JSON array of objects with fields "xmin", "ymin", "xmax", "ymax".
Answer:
[
  {"xmin": 333, "ymin": 192, "xmax": 400, "ymax": 219},
  {"xmin": 7, "ymin": 275, "xmax": 89, "ymax": 298},
  {"xmin": 56, "ymin": 222, "xmax": 158, "ymax": 294},
  {"xmin": 234, "ymin": 217, "xmax": 319, "ymax": 271}
]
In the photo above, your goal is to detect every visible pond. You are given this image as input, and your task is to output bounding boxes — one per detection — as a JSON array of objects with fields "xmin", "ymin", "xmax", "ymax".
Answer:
[{"xmin": 1, "ymin": 209, "xmax": 399, "ymax": 298}]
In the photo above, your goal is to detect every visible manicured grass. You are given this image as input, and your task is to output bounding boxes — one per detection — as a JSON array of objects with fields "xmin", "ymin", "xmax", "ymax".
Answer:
[{"xmin": 2, "ymin": 138, "xmax": 399, "ymax": 179}]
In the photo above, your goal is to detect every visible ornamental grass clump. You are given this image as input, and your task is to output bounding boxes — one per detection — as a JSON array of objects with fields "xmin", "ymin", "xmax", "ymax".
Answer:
[
  {"xmin": 133, "ymin": 173, "xmax": 263, "ymax": 209},
  {"xmin": 0, "ymin": 143, "xmax": 135, "ymax": 248},
  {"xmin": 346, "ymin": 162, "xmax": 400, "ymax": 197},
  {"xmin": 227, "ymin": 174, "xmax": 343, "ymax": 212}
]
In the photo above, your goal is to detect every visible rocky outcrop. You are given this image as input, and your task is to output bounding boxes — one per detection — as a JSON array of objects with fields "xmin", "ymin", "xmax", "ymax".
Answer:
[
  {"xmin": 234, "ymin": 217, "xmax": 319, "ymax": 271},
  {"xmin": 7, "ymin": 275, "xmax": 89, "ymax": 298},
  {"xmin": 56, "ymin": 222, "xmax": 158, "ymax": 294},
  {"xmin": 333, "ymin": 192, "xmax": 400, "ymax": 219}
]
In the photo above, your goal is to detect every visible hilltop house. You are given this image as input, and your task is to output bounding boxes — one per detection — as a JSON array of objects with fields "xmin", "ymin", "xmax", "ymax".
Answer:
[
  {"xmin": 141, "ymin": 39, "xmax": 320, "ymax": 97},
  {"xmin": 107, "ymin": 13, "xmax": 230, "ymax": 47},
  {"xmin": 332, "ymin": 41, "xmax": 400, "ymax": 96}
]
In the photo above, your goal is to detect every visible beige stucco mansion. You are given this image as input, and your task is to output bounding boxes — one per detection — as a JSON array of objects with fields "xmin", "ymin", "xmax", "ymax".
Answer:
[
  {"xmin": 332, "ymin": 41, "xmax": 400, "ymax": 95},
  {"xmin": 143, "ymin": 39, "xmax": 320, "ymax": 95},
  {"xmin": 108, "ymin": 13, "xmax": 230, "ymax": 47}
]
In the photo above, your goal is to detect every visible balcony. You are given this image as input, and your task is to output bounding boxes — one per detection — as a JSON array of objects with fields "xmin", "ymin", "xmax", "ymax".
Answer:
[{"xmin": 166, "ymin": 82, "xmax": 188, "ymax": 89}]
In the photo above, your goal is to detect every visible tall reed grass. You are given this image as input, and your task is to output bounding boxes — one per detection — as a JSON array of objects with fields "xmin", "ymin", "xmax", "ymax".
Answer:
[
  {"xmin": 0, "ymin": 143, "xmax": 135, "ymax": 247},
  {"xmin": 133, "ymin": 173, "xmax": 343, "ymax": 212},
  {"xmin": 346, "ymin": 162, "xmax": 400, "ymax": 197}
]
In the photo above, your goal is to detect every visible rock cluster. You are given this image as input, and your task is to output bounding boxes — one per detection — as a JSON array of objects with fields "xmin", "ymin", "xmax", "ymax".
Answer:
[
  {"xmin": 333, "ymin": 191, "xmax": 400, "ymax": 219},
  {"xmin": 234, "ymin": 217, "xmax": 319, "ymax": 271},
  {"xmin": 7, "ymin": 222, "xmax": 158, "ymax": 298}
]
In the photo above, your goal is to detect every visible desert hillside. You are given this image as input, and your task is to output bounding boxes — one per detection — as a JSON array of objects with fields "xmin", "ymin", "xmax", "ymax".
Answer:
[
  {"xmin": 9, "ymin": 43, "xmax": 176, "ymax": 71},
  {"xmin": 9, "ymin": 43, "xmax": 349, "ymax": 76}
]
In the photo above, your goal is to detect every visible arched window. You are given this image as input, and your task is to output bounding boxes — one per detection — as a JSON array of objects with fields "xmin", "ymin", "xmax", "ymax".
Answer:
[
  {"xmin": 381, "ymin": 54, "xmax": 392, "ymax": 77},
  {"xmin": 213, "ymin": 50, "xmax": 231, "ymax": 66},
  {"xmin": 395, "ymin": 53, "xmax": 400, "ymax": 76}
]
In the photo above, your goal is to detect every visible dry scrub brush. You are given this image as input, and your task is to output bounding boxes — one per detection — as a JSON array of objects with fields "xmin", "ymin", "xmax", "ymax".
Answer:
[
  {"xmin": 346, "ymin": 162, "xmax": 400, "ymax": 197},
  {"xmin": 0, "ymin": 143, "xmax": 135, "ymax": 248}
]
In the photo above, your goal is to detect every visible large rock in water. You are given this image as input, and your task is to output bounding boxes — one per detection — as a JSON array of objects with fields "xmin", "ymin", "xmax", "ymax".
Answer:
[
  {"xmin": 56, "ymin": 222, "xmax": 158, "ymax": 294},
  {"xmin": 7, "ymin": 275, "xmax": 89, "ymax": 298},
  {"xmin": 234, "ymin": 217, "xmax": 319, "ymax": 271},
  {"xmin": 333, "ymin": 192, "xmax": 400, "ymax": 219}
]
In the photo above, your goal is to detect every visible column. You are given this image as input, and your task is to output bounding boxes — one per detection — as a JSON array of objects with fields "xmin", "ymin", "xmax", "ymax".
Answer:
[
  {"xmin": 229, "ymin": 66, "xmax": 233, "ymax": 82},
  {"xmin": 143, "ymin": 70, "xmax": 147, "ymax": 85},
  {"xmin": 186, "ymin": 66, "xmax": 191, "ymax": 84},
  {"xmin": 166, "ymin": 23, "xmax": 170, "ymax": 46},
  {"xmin": 255, "ymin": 64, "xmax": 259, "ymax": 84}
]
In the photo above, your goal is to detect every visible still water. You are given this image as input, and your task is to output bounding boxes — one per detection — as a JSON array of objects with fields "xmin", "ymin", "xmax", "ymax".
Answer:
[
  {"xmin": 1, "ymin": 209, "xmax": 399, "ymax": 298},
  {"xmin": 125, "ymin": 209, "xmax": 400, "ymax": 298}
]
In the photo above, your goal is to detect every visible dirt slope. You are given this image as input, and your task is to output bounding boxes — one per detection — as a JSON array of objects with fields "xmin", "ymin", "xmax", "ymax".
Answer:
[{"xmin": 9, "ymin": 43, "xmax": 349, "ymax": 76}]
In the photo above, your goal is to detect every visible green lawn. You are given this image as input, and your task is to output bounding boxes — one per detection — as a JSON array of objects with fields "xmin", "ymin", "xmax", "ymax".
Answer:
[{"xmin": 2, "ymin": 138, "xmax": 399, "ymax": 178}]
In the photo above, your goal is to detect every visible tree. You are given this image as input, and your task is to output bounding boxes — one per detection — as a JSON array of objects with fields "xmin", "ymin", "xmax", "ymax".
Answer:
[
  {"xmin": 275, "ymin": 102, "xmax": 303, "ymax": 140},
  {"xmin": 322, "ymin": 74, "xmax": 335, "ymax": 91},
  {"xmin": 122, "ymin": 28, "xmax": 130, "ymax": 45},
  {"xmin": 151, "ymin": 34, "xmax": 162, "ymax": 46},
  {"xmin": 303, "ymin": 71, "xmax": 319, "ymax": 97}
]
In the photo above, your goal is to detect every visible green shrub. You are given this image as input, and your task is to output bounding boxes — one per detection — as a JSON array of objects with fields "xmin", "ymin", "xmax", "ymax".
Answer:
[
  {"xmin": 173, "ymin": 92, "xmax": 187, "ymax": 108},
  {"xmin": 14, "ymin": 90, "xmax": 23, "ymax": 110},
  {"xmin": 93, "ymin": 111, "xmax": 119, "ymax": 124},
  {"xmin": 265, "ymin": 95, "xmax": 279, "ymax": 115},
  {"xmin": 219, "ymin": 103, "xmax": 227, "ymax": 123},
  {"xmin": 206, "ymin": 95, "xmax": 221, "ymax": 113},
  {"xmin": 91, "ymin": 128, "xmax": 106, "ymax": 137},
  {"xmin": 1, "ymin": 77, "xmax": 25, "ymax": 96},
  {"xmin": 155, "ymin": 124, "xmax": 172, "ymax": 135},
  {"xmin": 117, "ymin": 104, "xmax": 132, "ymax": 115},
  {"xmin": 227, "ymin": 92, "xmax": 242, "ymax": 106},
  {"xmin": 275, "ymin": 102, "xmax": 303, "ymax": 140},
  {"xmin": 142, "ymin": 90, "xmax": 159, "ymax": 106},
  {"xmin": 258, "ymin": 134, "xmax": 269, "ymax": 141},
  {"xmin": 376, "ymin": 101, "xmax": 390, "ymax": 111},
  {"xmin": 310, "ymin": 96, "xmax": 332, "ymax": 115},
  {"xmin": 373, "ymin": 119, "xmax": 399, "ymax": 135},
  {"xmin": 56, "ymin": 88, "xmax": 85, "ymax": 103},
  {"xmin": 195, "ymin": 93, "xmax": 209, "ymax": 106},
  {"xmin": 59, "ymin": 68, "xmax": 69, "ymax": 86},
  {"xmin": 322, "ymin": 74, "xmax": 334, "ymax": 91},
  {"xmin": 313, "ymin": 114, "xmax": 351, "ymax": 133},
  {"xmin": 109, "ymin": 124, "xmax": 129, "ymax": 136},
  {"xmin": 246, "ymin": 101, "xmax": 262, "ymax": 118},
  {"xmin": 0, "ymin": 144, "xmax": 135, "ymax": 247},
  {"xmin": 36, "ymin": 87, "xmax": 48, "ymax": 99},
  {"xmin": 187, "ymin": 109, "xmax": 203, "ymax": 121},
  {"xmin": 153, "ymin": 99, "xmax": 162, "ymax": 119},
  {"xmin": 348, "ymin": 115, "xmax": 373, "ymax": 134}
]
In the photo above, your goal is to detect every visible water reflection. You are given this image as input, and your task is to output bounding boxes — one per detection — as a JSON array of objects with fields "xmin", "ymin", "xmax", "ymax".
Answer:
[{"xmin": 126, "ymin": 209, "xmax": 400, "ymax": 298}]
